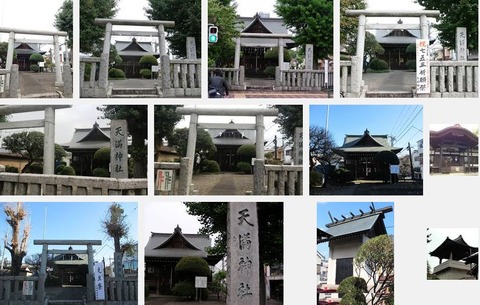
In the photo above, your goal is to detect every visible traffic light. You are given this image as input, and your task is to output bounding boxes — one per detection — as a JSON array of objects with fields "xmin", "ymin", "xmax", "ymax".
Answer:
[{"xmin": 208, "ymin": 25, "xmax": 218, "ymax": 43}]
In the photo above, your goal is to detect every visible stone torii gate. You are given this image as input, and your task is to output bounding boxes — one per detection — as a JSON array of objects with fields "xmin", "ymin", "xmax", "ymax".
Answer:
[
  {"xmin": 34, "ymin": 239, "xmax": 101, "ymax": 302},
  {"xmin": 0, "ymin": 27, "xmax": 68, "ymax": 88},
  {"xmin": 234, "ymin": 33, "xmax": 294, "ymax": 72},
  {"xmin": 94, "ymin": 18, "xmax": 175, "ymax": 90},
  {"xmin": 0, "ymin": 105, "xmax": 71, "ymax": 174},
  {"xmin": 175, "ymin": 107, "xmax": 279, "ymax": 194},
  {"xmin": 345, "ymin": 10, "xmax": 440, "ymax": 93}
]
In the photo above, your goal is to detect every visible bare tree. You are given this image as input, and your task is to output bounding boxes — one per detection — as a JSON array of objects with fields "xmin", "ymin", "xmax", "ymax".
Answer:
[
  {"xmin": 101, "ymin": 203, "xmax": 135, "ymax": 277},
  {"xmin": 3, "ymin": 203, "xmax": 30, "ymax": 275}
]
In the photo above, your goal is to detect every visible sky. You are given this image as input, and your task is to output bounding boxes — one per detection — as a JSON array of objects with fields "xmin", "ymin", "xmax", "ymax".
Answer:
[
  {"xmin": 174, "ymin": 105, "xmax": 298, "ymax": 148},
  {"xmin": 426, "ymin": 227, "xmax": 479, "ymax": 271},
  {"xmin": 0, "ymin": 201, "xmax": 138, "ymax": 266},
  {"xmin": 310, "ymin": 105, "xmax": 423, "ymax": 156},
  {"xmin": 142, "ymin": 201, "xmax": 204, "ymax": 249},
  {"xmin": 3, "ymin": 105, "xmax": 111, "ymax": 145},
  {"xmin": 316, "ymin": 201, "xmax": 394, "ymax": 259},
  {"xmin": 0, "ymin": 0, "xmax": 67, "ymax": 49},
  {"xmin": 430, "ymin": 124, "xmax": 479, "ymax": 133},
  {"xmin": 235, "ymin": 0, "xmax": 279, "ymax": 18}
]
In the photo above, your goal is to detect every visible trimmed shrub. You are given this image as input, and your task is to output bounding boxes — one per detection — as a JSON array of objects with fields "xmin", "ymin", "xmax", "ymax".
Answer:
[
  {"xmin": 175, "ymin": 256, "xmax": 210, "ymax": 279},
  {"xmin": 93, "ymin": 167, "xmax": 110, "ymax": 177},
  {"xmin": 265, "ymin": 158, "xmax": 282, "ymax": 165},
  {"xmin": 237, "ymin": 144, "xmax": 256, "ymax": 162},
  {"xmin": 263, "ymin": 66, "xmax": 276, "ymax": 78},
  {"xmin": 172, "ymin": 282, "xmax": 195, "ymax": 299},
  {"xmin": 369, "ymin": 58, "xmax": 388, "ymax": 71},
  {"xmin": 265, "ymin": 152, "xmax": 274, "ymax": 159},
  {"xmin": 29, "ymin": 53, "xmax": 44, "ymax": 63},
  {"xmin": 30, "ymin": 64, "xmax": 39, "ymax": 72},
  {"xmin": 236, "ymin": 161, "xmax": 251, "ymax": 174},
  {"xmin": 310, "ymin": 170, "xmax": 323, "ymax": 187},
  {"xmin": 55, "ymin": 164, "xmax": 66, "ymax": 175},
  {"xmin": 139, "ymin": 55, "xmax": 158, "ymax": 66},
  {"xmin": 201, "ymin": 160, "xmax": 220, "ymax": 173},
  {"xmin": 94, "ymin": 147, "xmax": 110, "ymax": 168},
  {"xmin": 60, "ymin": 166, "xmax": 76, "ymax": 176},
  {"xmin": 406, "ymin": 59, "xmax": 416, "ymax": 71},
  {"xmin": 139, "ymin": 68, "xmax": 152, "ymax": 79},
  {"xmin": 108, "ymin": 68, "xmax": 125, "ymax": 79},
  {"xmin": 26, "ymin": 163, "xmax": 43, "ymax": 174},
  {"xmin": 338, "ymin": 276, "xmax": 367, "ymax": 305},
  {"xmin": 5, "ymin": 165, "xmax": 19, "ymax": 173},
  {"xmin": 333, "ymin": 168, "xmax": 354, "ymax": 184}
]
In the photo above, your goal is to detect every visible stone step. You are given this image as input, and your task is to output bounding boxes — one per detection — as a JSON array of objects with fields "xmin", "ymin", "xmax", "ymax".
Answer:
[
  {"xmin": 365, "ymin": 91, "xmax": 413, "ymax": 98},
  {"xmin": 110, "ymin": 94, "xmax": 160, "ymax": 98},
  {"xmin": 111, "ymin": 88, "xmax": 158, "ymax": 95},
  {"xmin": 48, "ymin": 300, "xmax": 84, "ymax": 305}
]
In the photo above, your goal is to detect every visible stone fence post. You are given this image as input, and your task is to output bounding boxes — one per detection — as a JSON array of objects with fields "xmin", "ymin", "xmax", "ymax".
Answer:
[
  {"xmin": 253, "ymin": 159, "xmax": 265, "ymax": 195},
  {"xmin": 62, "ymin": 64, "xmax": 73, "ymax": 98},
  {"xmin": 178, "ymin": 157, "xmax": 192, "ymax": 195},
  {"xmin": 9, "ymin": 64, "xmax": 18, "ymax": 98}
]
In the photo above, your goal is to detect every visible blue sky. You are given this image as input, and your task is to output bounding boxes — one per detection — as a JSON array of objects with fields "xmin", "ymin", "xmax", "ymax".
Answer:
[
  {"xmin": 310, "ymin": 105, "xmax": 423, "ymax": 156},
  {"xmin": 317, "ymin": 202, "xmax": 394, "ymax": 258},
  {"xmin": 0, "ymin": 202, "xmax": 138, "ymax": 266}
]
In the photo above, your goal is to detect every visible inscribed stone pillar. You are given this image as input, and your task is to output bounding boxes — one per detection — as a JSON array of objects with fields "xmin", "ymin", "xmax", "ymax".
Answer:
[
  {"xmin": 99, "ymin": 22, "xmax": 112, "ymax": 89},
  {"xmin": 293, "ymin": 127, "xmax": 303, "ymax": 165},
  {"xmin": 53, "ymin": 34, "xmax": 63, "ymax": 86},
  {"xmin": 255, "ymin": 114, "xmax": 264, "ymax": 159},
  {"xmin": 227, "ymin": 202, "xmax": 260, "ymax": 305},
  {"xmin": 43, "ymin": 107, "xmax": 55, "ymax": 175},
  {"xmin": 305, "ymin": 44, "xmax": 314, "ymax": 70},
  {"xmin": 234, "ymin": 37, "xmax": 241, "ymax": 69},
  {"xmin": 5, "ymin": 31, "xmax": 14, "ymax": 89},
  {"xmin": 455, "ymin": 27, "xmax": 467, "ymax": 61},
  {"xmin": 187, "ymin": 37, "xmax": 197, "ymax": 88},
  {"xmin": 110, "ymin": 120, "xmax": 129, "ymax": 179}
]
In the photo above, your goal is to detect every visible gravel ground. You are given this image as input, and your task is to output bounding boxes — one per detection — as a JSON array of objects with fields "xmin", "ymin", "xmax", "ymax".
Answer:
[
  {"xmin": 191, "ymin": 173, "xmax": 254, "ymax": 195},
  {"xmin": 19, "ymin": 71, "xmax": 61, "ymax": 96}
]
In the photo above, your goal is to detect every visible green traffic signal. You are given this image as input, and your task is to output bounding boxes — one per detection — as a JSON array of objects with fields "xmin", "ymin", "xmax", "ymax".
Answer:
[{"xmin": 208, "ymin": 25, "xmax": 218, "ymax": 43}]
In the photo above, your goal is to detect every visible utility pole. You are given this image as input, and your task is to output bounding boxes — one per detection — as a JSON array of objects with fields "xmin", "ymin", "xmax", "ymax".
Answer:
[
  {"xmin": 408, "ymin": 142, "xmax": 414, "ymax": 179},
  {"xmin": 273, "ymin": 135, "xmax": 277, "ymax": 159}
]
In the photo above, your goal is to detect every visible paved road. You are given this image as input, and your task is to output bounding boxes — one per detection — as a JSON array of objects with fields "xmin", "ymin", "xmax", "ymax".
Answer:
[
  {"xmin": 363, "ymin": 70, "xmax": 416, "ymax": 91},
  {"xmin": 146, "ymin": 295, "xmax": 283, "ymax": 305},
  {"xmin": 310, "ymin": 180, "xmax": 423, "ymax": 196},
  {"xmin": 110, "ymin": 78, "xmax": 160, "ymax": 88},
  {"xmin": 19, "ymin": 71, "xmax": 60, "ymax": 97},
  {"xmin": 191, "ymin": 173, "xmax": 253, "ymax": 196}
]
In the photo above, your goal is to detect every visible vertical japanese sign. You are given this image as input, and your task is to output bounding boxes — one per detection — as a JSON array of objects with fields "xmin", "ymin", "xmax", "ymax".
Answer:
[
  {"xmin": 156, "ymin": 169, "xmax": 173, "ymax": 191},
  {"xmin": 227, "ymin": 202, "xmax": 260, "ymax": 305},
  {"xmin": 294, "ymin": 127, "xmax": 303, "ymax": 165},
  {"xmin": 305, "ymin": 44, "xmax": 314, "ymax": 70},
  {"xmin": 94, "ymin": 261, "xmax": 105, "ymax": 300},
  {"xmin": 416, "ymin": 39, "xmax": 430, "ymax": 94},
  {"xmin": 110, "ymin": 120, "xmax": 128, "ymax": 179},
  {"xmin": 456, "ymin": 27, "xmax": 467, "ymax": 61}
]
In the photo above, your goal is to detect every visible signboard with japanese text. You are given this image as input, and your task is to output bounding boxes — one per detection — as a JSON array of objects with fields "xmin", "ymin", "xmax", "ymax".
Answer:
[
  {"xmin": 416, "ymin": 39, "xmax": 430, "ymax": 94},
  {"xmin": 156, "ymin": 169, "xmax": 173, "ymax": 191},
  {"xmin": 22, "ymin": 281, "xmax": 34, "ymax": 295},
  {"xmin": 94, "ymin": 262, "xmax": 105, "ymax": 300},
  {"xmin": 305, "ymin": 44, "xmax": 313, "ymax": 70},
  {"xmin": 456, "ymin": 27, "xmax": 467, "ymax": 61},
  {"xmin": 227, "ymin": 202, "xmax": 260, "ymax": 304},
  {"xmin": 195, "ymin": 276, "xmax": 208, "ymax": 288},
  {"xmin": 294, "ymin": 127, "xmax": 303, "ymax": 165},
  {"xmin": 110, "ymin": 120, "xmax": 129, "ymax": 179},
  {"xmin": 0, "ymin": 75, "xmax": 4, "ymax": 93}
]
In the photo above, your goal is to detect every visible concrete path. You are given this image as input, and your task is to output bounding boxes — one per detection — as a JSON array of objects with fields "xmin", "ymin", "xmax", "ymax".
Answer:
[
  {"xmin": 191, "ymin": 173, "xmax": 253, "ymax": 195},
  {"xmin": 19, "ymin": 71, "xmax": 59, "ymax": 96},
  {"xmin": 363, "ymin": 70, "xmax": 416, "ymax": 91},
  {"xmin": 110, "ymin": 78, "xmax": 160, "ymax": 88},
  {"xmin": 146, "ymin": 295, "xmax": 283, "ymax": 305}
]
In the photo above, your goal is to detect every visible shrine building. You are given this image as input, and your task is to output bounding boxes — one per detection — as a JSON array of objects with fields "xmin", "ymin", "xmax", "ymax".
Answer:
[
  {"xmin": 334, "ymin": 129, "xmax": 402, "ymax": 180},
  {"xmin": 429, "ymin": 124, "xmax": 478, "ymax": 175},
  {"xmin": 144, "ymin": 225, "xmax": 222, "ymax": 295},
  {"xmin": 429, "ymin": 235, "xmax": 478, "ymax": 280}
]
